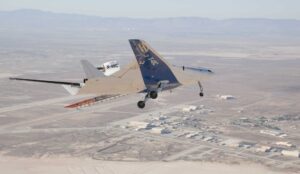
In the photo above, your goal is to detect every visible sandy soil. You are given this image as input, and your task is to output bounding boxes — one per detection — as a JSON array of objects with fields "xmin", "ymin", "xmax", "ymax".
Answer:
[{"xmin": 0, "ymin": 156, "xmax": 289, "ymax": 174}]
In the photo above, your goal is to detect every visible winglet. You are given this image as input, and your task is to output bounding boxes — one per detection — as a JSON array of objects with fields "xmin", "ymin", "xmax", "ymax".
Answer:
[
  {"xmin": 129, "ymin": 39, "xmax": 179, "ymax": 89},
  {"xmin": 80, "ymin": 60, "xmax": 103, "ymax": 79}
]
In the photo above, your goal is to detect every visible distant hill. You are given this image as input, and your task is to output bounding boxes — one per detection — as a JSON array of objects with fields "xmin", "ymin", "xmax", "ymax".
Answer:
[{"xmin": 0, "ymin": 9, "xmax": 300, "ymax": 38}]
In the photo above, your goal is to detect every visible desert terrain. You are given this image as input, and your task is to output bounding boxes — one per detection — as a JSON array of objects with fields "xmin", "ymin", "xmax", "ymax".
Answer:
[{"xmin": 0, "ymin": 10, "xmax": 300, "ymax": 174}]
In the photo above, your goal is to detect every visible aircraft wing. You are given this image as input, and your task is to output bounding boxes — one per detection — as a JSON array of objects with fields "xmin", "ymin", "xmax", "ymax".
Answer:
[
  {"xmin": 9, "ymin": 77, "xmax": 81, "ymax": 87},
  {"xmin": 173, "ymin": 65, "xmax": 213, "ymax": 74},
  {"xmin": 182, "ymin": 66, "xmax": 213, "ymax": 73},
  {"xmin": 65, "ymin": 94, "xmax": 123, "ymax": 108}
]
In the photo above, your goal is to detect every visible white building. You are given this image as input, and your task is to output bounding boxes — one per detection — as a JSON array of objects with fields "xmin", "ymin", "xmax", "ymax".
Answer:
[
  {"xmin": 151, "ymin": 127, "xmax": 171, "ymax": 134},
  {"xmin": 260, "ymin": 130, "xmax": 286, "ymax": 137},
  {"xmin": 203, "ymin": 136, "xmax": 214, "ymax": 142},
  {"xmin": 185, "ymin": 132, "xmax": 199, "ymax": 138},
  {"xmin": 182, "ymin": 105, "xmax": 198, "ymax": 112},
  {"xmin": 221, "ymin": 139, "xmax": 241, "ymax": 148},
  {"xmin": 152, "ymin": 115, "xmax": 168, "ymax": 121},
  {"xmin": 128, "ymin": 121, "xmax": 151, "ymax": 130},
  {"xmin": 276, "ymin": 142, "xmax": 294, "ymax": 148},
  {"xmin": 281, "ymin": 150, "xmax": 300, "ymax": 158},
  {"xmin": 256, "ymin": 145, "xmax": 272, "ymax": 152},
  {"xmin": 217, "ymin": 95, "xmax": 236, "ymax": 100},
  {"xmin": 239, "ymin": 142, "xmax": 255, "ymax": 149}
]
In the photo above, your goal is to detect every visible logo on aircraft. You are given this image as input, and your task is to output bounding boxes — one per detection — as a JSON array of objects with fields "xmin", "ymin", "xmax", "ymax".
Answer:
[
  {"xmin": 135, "ymin": 42, "xmax": 159, "ymax": 67},
  {"xmin": 138, "ymin": 53, "xmax": 159, "ymax": 67}
]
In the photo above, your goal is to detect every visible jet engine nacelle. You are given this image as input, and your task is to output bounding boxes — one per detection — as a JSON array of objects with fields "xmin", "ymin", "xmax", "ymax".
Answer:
[{"xmin": 97, "ymin": 60, "xmax": 120, "ymax": 76}]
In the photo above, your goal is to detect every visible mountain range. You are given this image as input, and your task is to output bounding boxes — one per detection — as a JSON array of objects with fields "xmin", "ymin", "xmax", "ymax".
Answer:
[{"xmin": 0, "ymin": 9, "xmax": 300, "ymax": 38}]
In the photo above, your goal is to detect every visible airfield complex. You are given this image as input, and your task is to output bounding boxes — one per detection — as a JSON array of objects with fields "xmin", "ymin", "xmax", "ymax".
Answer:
[
  {"xmin": 0, "ymin": 13, "xmax": 300, "ymax": 173},
  {"xmin": 0, "ymin": 50, "xmax": 300, "ymax": 173}
]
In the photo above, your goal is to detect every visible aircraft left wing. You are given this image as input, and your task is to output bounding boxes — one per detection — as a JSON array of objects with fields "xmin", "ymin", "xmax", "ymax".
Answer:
[
  {"xmin": 65, "ymin": 94, "xmax": 123, "ymax": 108},
  {"xmin": 9, "ymin": 77, "xmax": 82, "ymax": 87}
]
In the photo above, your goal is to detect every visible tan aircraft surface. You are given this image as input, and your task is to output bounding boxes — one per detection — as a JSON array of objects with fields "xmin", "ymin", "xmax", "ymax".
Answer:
[{"xmin": 10, "ymin": 39, "xmax": 213, "ymax": 109}]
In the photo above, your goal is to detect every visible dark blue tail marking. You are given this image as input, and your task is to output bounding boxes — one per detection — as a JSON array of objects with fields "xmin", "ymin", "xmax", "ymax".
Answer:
[{"xmin": 129, "ymin": 39, "xmax": 179, "ymax": 90}]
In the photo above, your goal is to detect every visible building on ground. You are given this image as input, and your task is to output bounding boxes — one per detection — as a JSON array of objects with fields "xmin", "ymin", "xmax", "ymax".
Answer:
[
  {"xmin": 182, "ymin": 105, "xmax": 198, "ymax": 112},
  {"xmin": 217, "ymin": 95, "xmax": 236, "ymax": 100},
  {"xmin": 256, "ymin": 145, "xmax": 272, "ymax": 152},
  {"xmin": 151, "ymin": 127, "xmax": 171, "ymax": 134},
  {"xmin": 275, "ymin": 142, "xmax": 294, "ymax": 148},
  {"xmin": 281, "ymin": 150, "xmax": 300, "ymax": 158}
]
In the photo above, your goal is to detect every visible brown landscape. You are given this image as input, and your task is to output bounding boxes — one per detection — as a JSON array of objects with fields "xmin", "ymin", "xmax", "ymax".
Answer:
[{"xmin": 0, "ymin": 10, "xmax": 300, "ymax": 174}]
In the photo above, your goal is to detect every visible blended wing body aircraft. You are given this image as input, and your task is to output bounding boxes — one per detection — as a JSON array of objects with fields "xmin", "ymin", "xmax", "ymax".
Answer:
[{"xmin": 10, "ymin": 39, "xmax": 213, "ymax": 109}]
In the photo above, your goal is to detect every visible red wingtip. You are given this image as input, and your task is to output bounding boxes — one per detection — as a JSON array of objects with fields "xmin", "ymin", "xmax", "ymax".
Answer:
[{"xmin": 65, "ymin": 98, "xmax": 97, "ymax": 109}]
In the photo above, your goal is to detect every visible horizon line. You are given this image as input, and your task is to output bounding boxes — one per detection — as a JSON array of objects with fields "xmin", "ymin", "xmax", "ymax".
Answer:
[{"xmin": 1, "ymin": 8, "xmax": 299, "ymax": 21}]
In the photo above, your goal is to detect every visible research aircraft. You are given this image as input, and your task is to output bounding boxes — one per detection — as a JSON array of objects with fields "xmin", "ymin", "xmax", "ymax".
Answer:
[{"xmin": 10, "ymin": 39, "xmax": 213, "ymax": 109}]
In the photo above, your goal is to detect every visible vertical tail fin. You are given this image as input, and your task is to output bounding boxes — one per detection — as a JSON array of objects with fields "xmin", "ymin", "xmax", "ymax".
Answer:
[
  {"xmin": 80, "ymin": 60, "xmax": 103, "ymax": 79},
  {"xmin": 129, "ymin": 39, "xmax": 179, "ymax": 89}
]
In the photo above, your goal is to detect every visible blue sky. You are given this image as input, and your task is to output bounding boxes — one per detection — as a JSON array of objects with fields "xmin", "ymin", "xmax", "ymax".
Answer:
[{"xmin": 1, "ymin": 0, "xmax": 300, "ymax": 19}]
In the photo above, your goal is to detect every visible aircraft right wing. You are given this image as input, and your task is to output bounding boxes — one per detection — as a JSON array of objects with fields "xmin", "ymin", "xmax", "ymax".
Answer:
[
  {"xmin": 9, "ymin": 77, "xmax": 83, "ymax": 95},
  {"xmin": 173, "ymin": 65, "xmax": 213, "ymax": 74}
]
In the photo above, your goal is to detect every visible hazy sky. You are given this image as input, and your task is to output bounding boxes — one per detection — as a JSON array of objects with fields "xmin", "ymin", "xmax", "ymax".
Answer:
[{"xmin": 1, "ymin": 0, "xmax": 300, "ymax": 19}]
